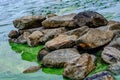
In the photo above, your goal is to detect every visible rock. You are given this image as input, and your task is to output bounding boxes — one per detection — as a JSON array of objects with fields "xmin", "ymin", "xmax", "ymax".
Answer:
[
  {"xmin": 27, "ymin": 31, "xmax": 43, "ymax": 47},
  {"xmin": 108, "ymin": 62, "xmax": 120, "ymax": 75},
  {"xmin": 47, "ymin": 13, "xmax": 57, "ymax": 18},
  {"xmin": 45, "ymin": 34, "xmax": 77, "ymax": 50},
  {"xmin": 102, "ymin": 47, "xmax": 120, "ymax": 64},
  {"xmin": 108, "ymin": 20, "xmax": 120, "ymax": 31},
  {"xmin": 85, "ymin": 71, "xmax": 115, "ymax": 80},
  {"xmin": 8, "ymin": 30, "xmax": 19, "ymax": 38},
  {"xmin": 15, "ymin": 32, "xmax": 30, "ymax": 44},
  {"xmin": 108, "ymin": 31, "xmax": 120, "ymax": 50},
  {"xmin": 18, "ymin": 27, "xmax": 43, "ymax": 34},
  {"xmin": 77, "ymin": 28, "xmax": 114, "ymax": 49},
  {"xmin": 42, "ymin": 13, "xmax": 77, "ymax": 28},
  {"xmin": 65, "ymin": 26, "xmax": 89, "ymax": 37},
  {"xmin": 63, "ymin": 53, "xmax": 96, "ymax": 80},
  {"xmin": 40, "ymin": 27, "xmax": 67, "ymax": 43},
  {"xmin": 37, "ymin": 48, "xmax": 49, "ymax": 61},
  {"xmin": 42, "ymin": 48, "xmax": 80, "ymax": 68},
  {"xmin": 23, "ymin": 66, "xmax": 41, "ymax": 73},
  {"xmin": 13, "ymin": 15, "xmax": 46, "ymax": 29},
  {"xmin": 74, "ymin": 11, "xmax": 108, "ymax": 28}
]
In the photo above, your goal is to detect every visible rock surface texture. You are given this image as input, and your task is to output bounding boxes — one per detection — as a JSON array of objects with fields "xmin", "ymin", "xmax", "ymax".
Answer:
[
  {"xmin": 85, "ymin": 71, "xmax": 115, "ymax": 80},
  {"xmin": 42, "ymin": 13, "xmax": 77, "ymax": 28},
  {"xmin": 13, "ymin": 15, "xmax": 46, "ymax": 29},
  {"xmin": 73, "ymin": 11, "xmax": 108, "ymax": 28},
  {"xmin": 63, "ymin": 53, "xmax": 96, "ymax": 80},
  {"xmin": 42, "ymin": 48, "xmax": 80, "ymax": 68},
  {"xmin": 77, "ymin": 28, "xmax": 114, "ymax": 49}
]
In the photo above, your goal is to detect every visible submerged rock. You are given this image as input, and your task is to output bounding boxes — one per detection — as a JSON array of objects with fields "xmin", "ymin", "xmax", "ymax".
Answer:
[
  {"xmin": 77, "ymin": 28, "xmax": 114, "ymax": 49},
  {"xmin": 23, "ymin": 66, "xmax": 41, "ymax": 73},
  {"xmin": 37, "ymin": 48, "xmax": 49, "ymax": 61},
  {"xmin": 27, "ymin": 31, "xmax": 43, "ymax": 47},
  {"xmin": 85, "ymin": 71, "xmax": 115, "ymax": 80},
  {"xmin": 42, "ymin": 48, "xmax": 80, "ymax": 68},
  {"xmin": 108, "ymin": 62, "xmax": 120, "ymax": 75},
  {"xmin": 63, "ymin": 53, "xmax": 96, "ymax": 80},
  {"xmin": 8, "ymin": 30, "xmax": 19, "ymax": 38},
  {"xmin": 13, "ymin": 15, "xmax": 46, "ymax": 29},
  {"xmin": 45, "ymin": 34, "xmax": 77, "ymax": 50},
  {"xmin": 42, "ymin": 13, "xmax": 77, "ymax": 28},
  {"xmin": 74, "ymin": 11, "xmax": 108, "ymax": 28},
  {"xmin": 102, "ymin": 47, "xmax": 120, "ymax": 64}
]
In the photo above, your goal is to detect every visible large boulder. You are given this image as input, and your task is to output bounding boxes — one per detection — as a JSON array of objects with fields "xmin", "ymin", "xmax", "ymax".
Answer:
[
  {"xmin": 8, "ymin": 30, "xmax": 19, "ymax": 38},
  {"xmin": 42, "ymin": 13, "xmax": 77, "ymax": 28},
  {"xmin": 77, "ymin": 28, "xmax": 114, "ymax": 49},
  {"xmin": 108, "ymin": 62, "xmax": 120, "ymax": 75},
  {"xmin": 73, "ymin": 11, "xmax": 108, "ymax": 28},
  {"xmin": 27, "ymin": 31, "xmax": 43, "ymax": 47},
  {"xmin": 13, "ymin": 15, "xmax": 46, "ymax": 29},
  {"xmin": 102, "ymin": 47, "xmax": 120, "ymax": 64},
  {"xmin": 42, "ymin": 48, "xmax": 80, "ymax": 68},
  {"xmin": 40, "ymin": 27, "xmax": 67, "ymax": 43},
  {"xmin": 63, "ymin": 53, "xmax": 96, "ymax": 80},
  {"xmin": 85, "ymin": 71, "xmax": 115, "ymax": 80},
  {"xmin": 45, "ymin": 34, "xmax": 77, "ymax": 50}
]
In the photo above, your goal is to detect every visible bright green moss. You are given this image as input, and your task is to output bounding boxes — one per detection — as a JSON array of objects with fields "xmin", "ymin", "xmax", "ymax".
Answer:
[{"xmin": 9, "ymin": 42, "xmax": 44, "ymax": 62}]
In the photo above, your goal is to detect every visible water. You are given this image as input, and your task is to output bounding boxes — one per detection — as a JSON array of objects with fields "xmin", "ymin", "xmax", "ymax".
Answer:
[{"xmin": 0, "ymin": 0, "xmax": 120, "ymax": 80}]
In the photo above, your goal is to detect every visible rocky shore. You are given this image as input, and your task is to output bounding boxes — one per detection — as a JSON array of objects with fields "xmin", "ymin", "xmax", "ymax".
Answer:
[{"xmin": 8, "ymin": 11, "xmax": 120, "ymax": 80}]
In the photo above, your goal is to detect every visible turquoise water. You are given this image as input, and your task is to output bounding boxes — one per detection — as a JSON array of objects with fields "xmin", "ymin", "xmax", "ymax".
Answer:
[{"xmin": 0, "ymin": 0, "xmax": 120, "ymax": 80}]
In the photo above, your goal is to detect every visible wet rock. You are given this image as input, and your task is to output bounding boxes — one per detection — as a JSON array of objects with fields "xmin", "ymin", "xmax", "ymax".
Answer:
[
  {"xmin": 47, "ymin": 13, "xmax": 57, "ymax": 18},
  {"xmin": 65, "ymin": 26, "xmax": 89, "ymax": 37},
  {"xmin": 23, "ymin": 66, "xmax": 41, "ymax": 73},
  {"xmin": 77, "ymin": 28, "xmax": 114, "ymax": 49},
  {"xmin": 45, "ymin": 34, "xmax": 77, "ymax": 50},
  {"xmin": 63, "ymin": 53, "xmax": 96, "ymax": 80},
  {"xmin": 42, "ymin": 13, "xmax": 77, "ymax": 28},
  {"xmin": 37, "ymin": 48, "xmax": 49, "ymax": 61},
  {"xmin": 74, "ymin": 11, "xmax": 108, "ymax": 28},
  {"xmin": 108, "ymin": 62, "xmax": 120, "ymax": 75},
  {"xmin": 27, "ymin": 31, "xmax": 43, "ymax": 47},
  {"xmin": 42, "ymin": 48, "xmax": 80, "ymax": 68},
  {"xmin": 40, "ymin": 27, "xmax": 67, "ymax": 43},
  {"xmin": 13, "ymin": 15, "xmax": 46, "ymax": 29},
  {"xmin": 85, "ymin": 71, "xmax": 115, "ymax": 80},
  {"xmin": 8, "ymin": 30, "xmax": 19, "ymax": 38},
  {"xmin": 15, "ymin": 32, "xmax": 30, "ymax": 44},
  {"xmin": 102, "ymin": 47, "xmax": 120, "ymax": 64}
]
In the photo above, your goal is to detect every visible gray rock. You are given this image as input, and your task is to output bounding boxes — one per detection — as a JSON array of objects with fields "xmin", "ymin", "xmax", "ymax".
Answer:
[
  {"xmin": 102, "ymin": 47, "xmax": 120, "ymax": 64},
  {"xmin": 23, "ymin": 66, "xmax": 41, "ymax": 73},
  {"xmin": 13, "ymin": 15, "xmax": 46, "ymax": 29},
  {"xmin": 84, "ymin": 71, "xmax": 115, "ymax": 80},
  {"xmin": 74, "ymin": 11, "xmax": 108, "ymax": 28},
  {"xmin": 42, "ymin": 48, "xmax": 80, "ymax": 68},
  {"xmin": 63, "ymin": 53, "xmax": 96, "ymax": 80},
  {"xmin": 42, "ymin": 13, "xmax": 77, "ymax": 28},
  {"xmin": 77, "ymin": 28, "xmax": 114, "ymax": 49},
  {"xmin": 108, "ymin": 62, "xmax": 120, "ymax": 75}
]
